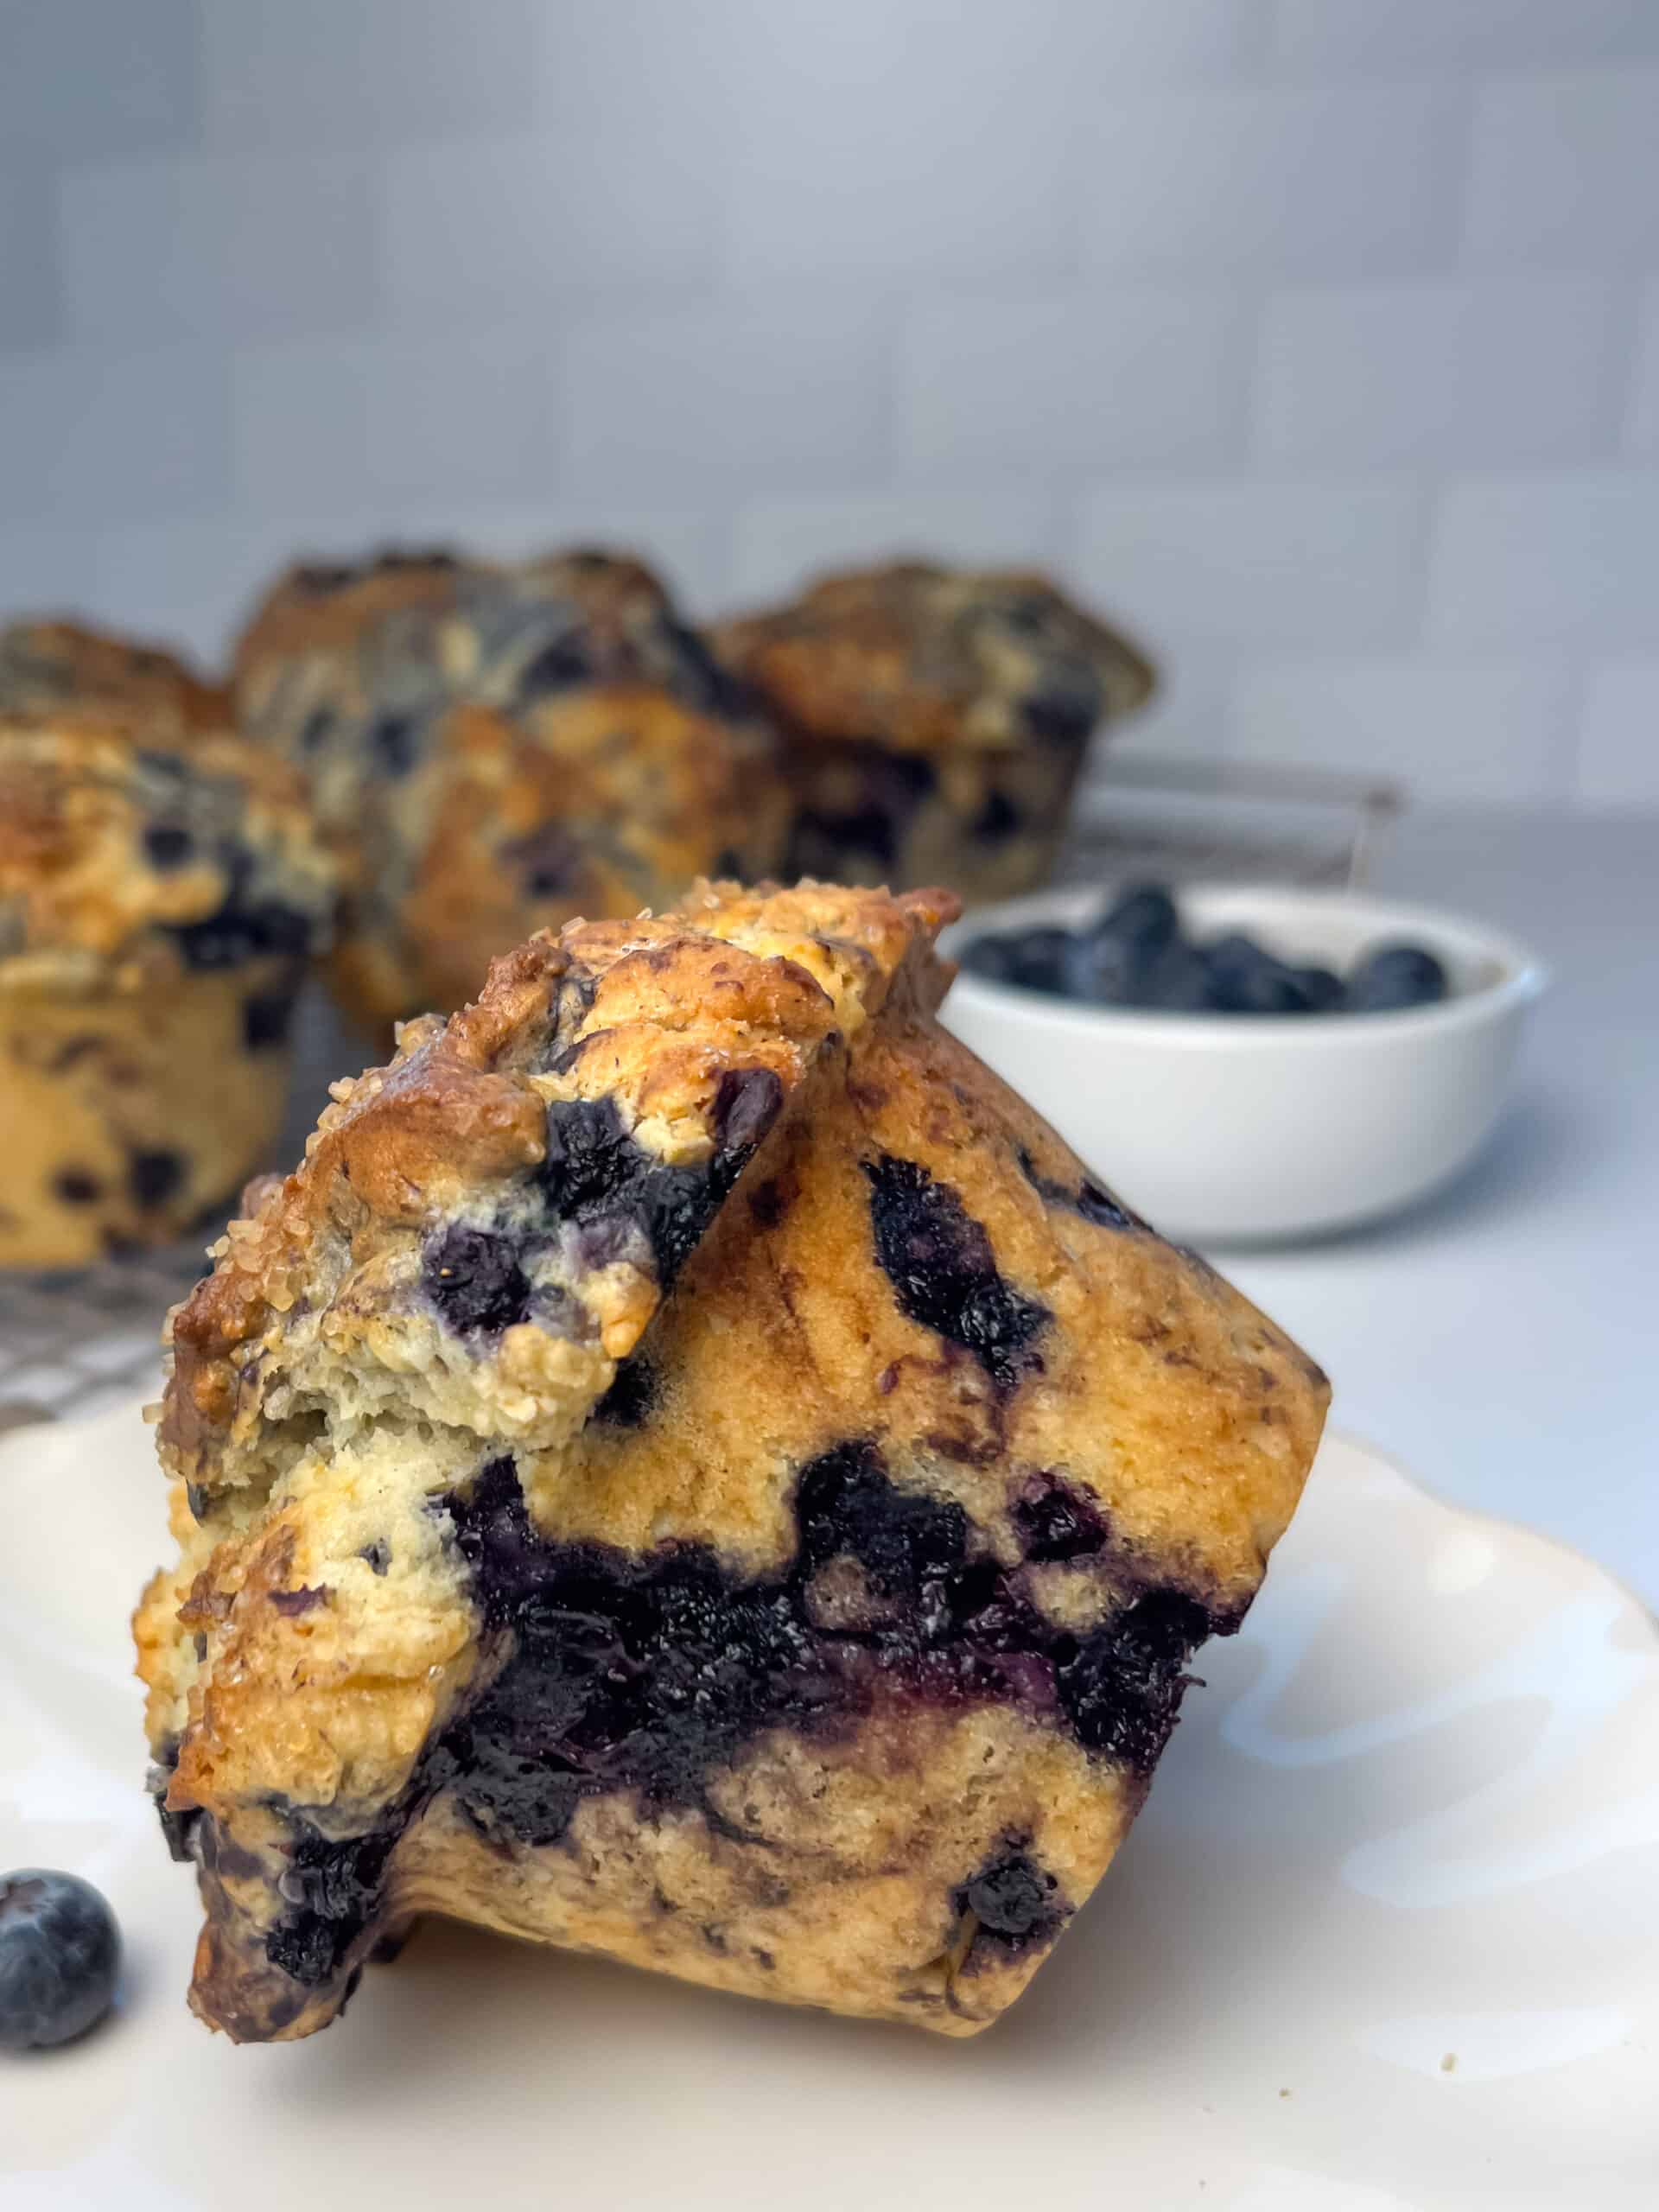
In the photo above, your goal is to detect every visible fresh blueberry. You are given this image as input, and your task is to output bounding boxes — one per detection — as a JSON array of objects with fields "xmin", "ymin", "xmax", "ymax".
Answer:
[
  {"xmin": 1295, "ymin": 964, "xmax": 1347, "ymax": 1012},
  {"xmin": 1347, "ymin": 942, "xmax": 1449, "ymax": 1014},
  {"xmin": 1202, "ymin": 932, "xmax": 1312, "ymax": 1015},
  {"xmin": 1061, "ymin": 924, "xmax": 1142, "ymax": 1006},
  {"xmin": 0, "ymin": 1869, "xmax": 121, "ymax": 2050},
  {"xmin": 1100, "ymin": 884, "xmax": 1179, "ymax": 963},
  {"xmin": 1134, "ymin": 939, "xmax": 1211, "ymax": 1012},
  {"xmin": 995, "ymin": 927, "xmax": 1074, "ymax": 995}
]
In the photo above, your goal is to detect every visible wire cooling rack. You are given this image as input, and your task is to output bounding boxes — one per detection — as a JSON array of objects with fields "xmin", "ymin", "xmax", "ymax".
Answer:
[{"xmin": 0, "ymin": 758, "xmax": 1398, "ymax": 1427}]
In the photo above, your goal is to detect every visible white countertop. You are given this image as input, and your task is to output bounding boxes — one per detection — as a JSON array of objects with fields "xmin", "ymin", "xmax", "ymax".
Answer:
[{"xmin": 1218, "ymin": 807, "xmax": 1657, "ymax": 1606}]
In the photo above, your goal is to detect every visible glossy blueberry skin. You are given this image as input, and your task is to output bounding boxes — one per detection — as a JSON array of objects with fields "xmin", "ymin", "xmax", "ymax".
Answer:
[
  {"xmin": 1347, "ymin": 942, "xmax": 1449, "ymax": 1013},
  {"xmin": 0, "ymin": 1870, "xmax": 120, "ymax": 2050}
]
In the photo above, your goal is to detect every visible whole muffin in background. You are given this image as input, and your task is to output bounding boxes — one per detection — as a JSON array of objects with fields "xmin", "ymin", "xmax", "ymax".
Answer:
[
  {"xmin": 0, "ymin": 616, "xmax": 231, "ymax": 734},
  {"xmin": 232, "ymin": 547, "xmax": 789, "ymax": 1036},
  {"xmin": 715, "ymin": 562, "xmax": 1155, "ymax": 903},
  {"xmin": 0, "ymin": 711, "xmax": 334, "ymax": 1268}
]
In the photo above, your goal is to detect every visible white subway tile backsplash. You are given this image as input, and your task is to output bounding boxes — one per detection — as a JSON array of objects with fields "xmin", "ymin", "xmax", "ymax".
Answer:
[
  {"xmin": 1230, "ymin": 658, "xmax": 1573, "ymax": 800},
  {"xmin": 58, "ymin": 154, "xmax": 378, "ymax": 346},
  {"xmin": 0, "ymin": 170, "xmax": 59, "ymax": 353},
  {"xmin": 730, "ymin": 492, "xmax": 1063, "ymax": 603},
  {"xmin": 899, "ymin": 291, "xmax": 1244, "ymax": 470},
  {"xmin": 0, "ymin": 0, "xmax": 197, "ymax": 162},
  {"xmin": 1574, "ymin": 661, "xmax": 1659, "ymax": 804},
  {"xmin": 379, "ymin": 131, "xmax": 715, "ymax": 326},
  {"xmin": 0, "ymin": 527, "xmax": 105, "ymax": 626},
  {"xmin": 0, "ymin": 0, "xmax": 1654, "ymax": 813},
  {"xmin": 1273, "ymin": 0, "xmax": 1659, "ymax": 71},
  {"xmin": 1465, "ymin": 72, "xmax": 1659, "ymax": 264},
  {"xmin": 563, "ymin": 302, "xmax": 889, "ymax": 495},
  {"xmin": 198, "ymin": 0, "xmax": 539, "ymax": 151},
  {"xmin": 0, "ymin": 346, "xmax": 231, "ymax": 523},
  {"xmin": 1624, "ymin": 287, "xmax": 1659, "ymax": 454},
  {"xmin": 1255, "ymin": 280, "xmax": 1620, "ymax": 466},
  {"xmin": 723, "ymin": 2, "xmax": 1077, "ymax": 278},
  {"xmin": 234, "ymin": 328, "xmax": 557, "ymax": 514},
  {"xmin": 1075, "ymin": 479, "xmax": 1425, "ymax": 650},
  {"xmin": 1080, "ymin": 86, "xmax": 1454, "ymax": 273},
  {"xmin": 1071, "ymin": 0, "xmax": 1268, "ymax": 84},
  {"xmin": 1427, "ymin": 473, "xmax": 1659, "ymax": 645}
]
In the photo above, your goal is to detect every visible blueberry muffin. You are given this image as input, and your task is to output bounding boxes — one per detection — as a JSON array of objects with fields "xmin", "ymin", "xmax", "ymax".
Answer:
[
  {"xmin": 715, "ymin": 562, "xmax": 1155, "ymax": 903},
  {"xmin": 0, "ymin": 711, "xmax": 335, "ymax": 1268},
  {"xmin": 0, "ymin": 616, "xmax": 231, "ymax": 734},
  {"xmin": 233, "ymin": 548, "xmax": 786, "ymax": 1034},
  {"xmin": 136, "ymin": 879, "xmax": 1325, "ymax": 2043}
]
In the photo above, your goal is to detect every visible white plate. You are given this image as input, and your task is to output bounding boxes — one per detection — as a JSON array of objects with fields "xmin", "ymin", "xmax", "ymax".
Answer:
[{"xmin": 2, "ymin": 1406, "xmax": 1656, "ymax": 2209}]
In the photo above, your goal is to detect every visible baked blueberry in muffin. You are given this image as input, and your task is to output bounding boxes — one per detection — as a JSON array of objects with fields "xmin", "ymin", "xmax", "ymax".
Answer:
[
  {"xmin": 232, "ymin": 548, "xmax": 787, "ymax": 1037},
  {"xmin": 135, "ymin": 880, "xmax": 1325, "ymax": 2042},
  {"xmin": 715, "ymin": 561, "xmax": 1155, "ymax": 903},
  {"xmin": 0, "ymin": 710, "xmax": 334, "ymax": 1267},
  {"xmin": 0, "ymin": 616, "xmax": 231, "ymax": 734}
]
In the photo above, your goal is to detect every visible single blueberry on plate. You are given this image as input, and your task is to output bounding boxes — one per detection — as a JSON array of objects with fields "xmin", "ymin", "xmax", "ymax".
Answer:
[
  {"xmin": 0, "ymin": 1869, "xmax": 121, "ymax": 2050},
  {"xmin": 1347, "ymin": 942, "xmax": 1448, "ymax": 1014}
]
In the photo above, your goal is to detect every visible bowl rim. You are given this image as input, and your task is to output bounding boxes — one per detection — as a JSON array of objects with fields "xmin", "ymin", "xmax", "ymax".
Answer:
[{"xmin": 940, "ymin": 880, "xmax": 1550, "ymax": 1049}]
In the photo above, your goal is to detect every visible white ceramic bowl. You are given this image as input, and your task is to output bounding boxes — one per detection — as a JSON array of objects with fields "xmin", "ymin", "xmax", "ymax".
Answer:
[{"xmin": 939, "ymin": 882, "xmax": 1547, "ymax": 1244}]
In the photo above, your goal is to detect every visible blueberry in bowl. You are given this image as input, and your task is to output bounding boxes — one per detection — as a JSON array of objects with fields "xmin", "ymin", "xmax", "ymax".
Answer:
[
  {"xmin": 942, "ymin": 883, "xmax": 1544, "ymax": 1243},
  {"xmin": 961, "ymin": 882, "xmax": 1451, "ymax": 1019}
]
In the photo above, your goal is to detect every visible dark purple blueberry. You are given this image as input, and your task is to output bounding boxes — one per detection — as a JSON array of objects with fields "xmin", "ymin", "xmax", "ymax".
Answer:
[
  {"xmin": 1020, "ymin": 666, "xmax": 1100, "ymax": 742},
  {"xmin": 129, "ymin": 1148, "xmax": 184, "ymax": 1207},
  {"xmin": 422, "ymin": 1224, "xmax": 532, "ymax": 1337},
  {"xmin": 796, "ymin": 1442, "xmax": 968, "ymax": 1609},
  {"xmin": 1013, "ymin": 1473, "xmax": 1110, "ymax": 1563},
  {"xmin": 1101, "ymin": 883, "xmax": 1179, "ymax": 963},
  {"xmin": 0, "ymin": 1870, "xmax": 121, "ymax": 2050},
  {"xmin": 658, "ymin": 617, "xmax": 755, "ymax": 720},
  {"xmin": 504, "ymin": 821, "xmax": 583, "ymax": 898},
  {"xmin": 712, "ymin": 1065, "xmax": 784, "ymax": 1154},
  {"xmin": 359, "ymin": 1541, "xmax": 391, "ymax": 1575},
  {"xmin": 1347, "ymin": 942, "xmax": 1448, "ymax": 1014},
  {"xmin": 242, "ymin": 991, "xmax": 296, "ymax": 1051},
  {"xmin": 1056, "ymin": 1590, "xmax": 1211, "ymax": 1764},
  {"xmin": 955, "ymin": 1847, "xmax": 1065, "ymax": 1948},
  {"xmin": 591, "ymin": 1357, "xmax": 658, "ymax": 1427},
  {"xmin": 299, "ymin": 705, "xmax": 334, "ymax": 752},
  {"xmin": 368, "ymin": 713, "xmax": 416, "ymax": 778},
  {"xmin": 995, "ymin": 925, "xmax": 1071, "ymax": 995},
  {"xmin": 1135, "ymin": 939, "xmax": 1211, "ymax": 1011},
  {"xmin": 1061, "ymin": 924, "xmax": 1142, "ymax": 1007},
  {"xmin": 52, "ymin": 1168, "xmax": 101, "ymax": 1205},
  {"xmin": 863, "ymin": 1154, "xmax": 1049, "ymax": 1392},
  {"xmin": 1296, "ymin": 964, "xmax": 1347, "ymax": 1012},
  {"xmin": 516, "ymin": 637, "xmax": 591, "ymax": 696},
  {"xmin": 143, "ymin": 822, "xmax": 193, "ymax": 870},
  {"xmin": 958, "ymin": 932, "xmax": 1024, "ymax": 986},
  {"xmin": 1202, "ymin": 932, "xmax": 1315, "ymax": 1015},
  {"xmin": 264, "ymin": 1829, "xmax": 397, "ymax": 1986},
  {"xmin": 969, "ymin": 790, "xmax": 1020, "ymax": 843}
]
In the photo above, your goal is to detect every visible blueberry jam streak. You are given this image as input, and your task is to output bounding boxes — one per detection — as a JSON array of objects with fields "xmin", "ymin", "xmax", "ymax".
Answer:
[
  {"xmin": 429, "ymin": 1443, "xmax": 1211, "ymax": 1859},
  {"xmin": 190, "ymin": 1444, "xmax": 1215, "ymax": 1993},
  {"xmin": 863, "ymin": 1154, "xmax": 1050, "ymax": 1391}
]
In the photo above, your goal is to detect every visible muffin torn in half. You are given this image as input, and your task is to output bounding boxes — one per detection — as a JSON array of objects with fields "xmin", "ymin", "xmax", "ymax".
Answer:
[{"xmin": 135, "ymin": 880, "xmax": 1325, "ymax": 2043}]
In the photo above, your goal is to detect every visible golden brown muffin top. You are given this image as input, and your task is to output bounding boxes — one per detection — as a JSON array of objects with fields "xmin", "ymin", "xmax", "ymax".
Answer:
[
  {"xmin": 0, "ymin": 710, "xmax": 334, "ymax": 982},
  {"xmin": 159, "ymin": 877, "xmax": 959, "ymax": 1495},
  {"xmin": 716, "ymin": 559, "xmax": 1155, "ymax": 755},
  {"xmin": 0, "ymin": 617, "xmax": 232, "ymax": 734}
]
